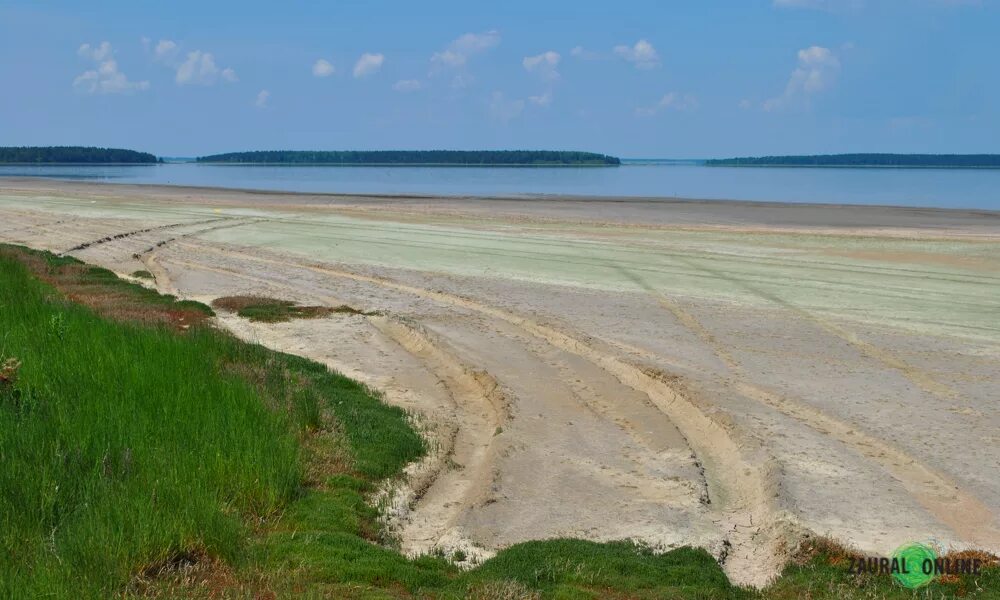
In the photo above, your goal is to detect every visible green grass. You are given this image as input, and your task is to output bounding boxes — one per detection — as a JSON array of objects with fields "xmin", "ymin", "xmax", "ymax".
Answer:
[
  {"xmin": 0, "ymin": 245, "xmax": 421, "ymax": 599},
  {"xmin": 131, "ymin": 269, "xmax": 155, "ymax": 279},
  {"xmin": 1, "ymin": 243, "xmax": 996, "ymax": 599}
]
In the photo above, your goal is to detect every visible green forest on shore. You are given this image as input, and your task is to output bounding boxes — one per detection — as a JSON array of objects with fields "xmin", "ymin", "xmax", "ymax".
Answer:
[
  {"xmin": 10, "ymin": 148, "xmax": 1000, "ymax": 169},
  {"xmin": 0, "ymin": 146, "xmax": 159, "ymax": 164},
  {"xmin": 705, "ymin": 154, "xmax": 1000, "ymax": 168},
  {"xmin": 196, "ymin": 150, "xmax": 621, "ymax": 166}
]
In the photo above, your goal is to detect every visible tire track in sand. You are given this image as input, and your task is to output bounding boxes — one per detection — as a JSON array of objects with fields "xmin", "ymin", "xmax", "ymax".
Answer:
[
  {"xmin": 59, "ymin": 217, "xmax": 228, "ymax": 255},
  {"xmin": 371, "ymin": 316, "xmax": 509, "ymax": 560},
  {"xmin": 136, "ymin": 219, "xmax": 263, "ymax": 293},
  {"xmin": 133, "ymin": 218, "xmax": 263, "ymax": 261},
  {"xmin": 158, "ymin": 253, "xmax": 509, "ymax": 560},
  {"xmin": 674, "ymin": 256, "xmax": 959, "ymax": 401},
  {"xmin": 168, "ymin": 242, "xmax": 792, "ymax": 588},
  {"xmin": 617, "ymin": 264, "xmax": 1000, "ymax": 551}
]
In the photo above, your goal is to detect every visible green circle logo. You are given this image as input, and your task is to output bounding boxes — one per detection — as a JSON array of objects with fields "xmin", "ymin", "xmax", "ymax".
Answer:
[{"xmin": 891, "ymin": 542, "xmax": 937, "ymax": 589}]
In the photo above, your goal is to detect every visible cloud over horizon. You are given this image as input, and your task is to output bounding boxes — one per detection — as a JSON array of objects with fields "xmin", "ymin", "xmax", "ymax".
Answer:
[
  {"xmin": 353, "ymin": 52, "xmax": 384, "ymax": 78},
  {"xmin": 255, "ymin": 89, "xmax": 270, "ymax": 108},
  {"xmin": 151, "ymin": 40, "xmax": 238, "ymax": 86},
  {"xmin": 528, "ymin": 91, "xmax": 553, "ymax": 106},
  {"xmin": 393, "ymin": 79, "xmax": 423, "ymax": 92},
  {"xmin": 73, "ymin": 42, "xmax": 149, "ymax": 94},
  {"xmin": 523, "ymin": 51, "xmax": 561, "ymax": 81},
  {"xmin": 635, "ymin": 92, "xmax": 698, "ymax": 116},
  {"xmin": 175, "ymin": 51, "xmax": 237, "ymax": 85},
  {"xmin": 431, "ymin": 30, "xmax": 500, "ymax": 72},
  {"xmin": 312, "ymin": 59, "xmax": 335, "ymax": 77},
  {"xmin": 613, "ymin": 39, "xmax": 660, "ymax": 69},
  {"xmin": 764, "ymin": 45, "xmax": 840, "ymax": 110}
]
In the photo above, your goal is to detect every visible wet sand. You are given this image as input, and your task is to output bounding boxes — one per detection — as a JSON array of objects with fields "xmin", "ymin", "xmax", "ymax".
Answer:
[{"xmin": 2, "ymin": 178, "xmax": 998, "ymax": 587}]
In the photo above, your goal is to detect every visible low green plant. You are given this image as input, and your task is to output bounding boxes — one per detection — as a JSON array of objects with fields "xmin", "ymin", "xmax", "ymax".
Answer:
[{"xmin": 211, "ymin": 295, "xmax": 370, "ymax": 322}]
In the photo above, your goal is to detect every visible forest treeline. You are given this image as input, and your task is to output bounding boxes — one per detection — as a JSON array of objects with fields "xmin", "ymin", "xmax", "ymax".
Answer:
[
  {"xmin": 196, "ymin": 150, "xmax": 621, "ymax": 165},
  {"xmin": 0, "ymin": 146, "xmax": 159, "ymax": 164},
  {"xmin": 705, "ymin": 154, "xmax": 1000, "ymax": 168}
]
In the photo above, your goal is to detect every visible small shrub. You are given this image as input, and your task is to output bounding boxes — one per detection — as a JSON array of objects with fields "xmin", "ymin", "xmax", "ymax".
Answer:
[
  {"xmin": 211, "ymin": 295, "xmax": 372, "ymax": 323},
  {"xmin": 0, "ymin": 357, "xmax": 20, "ymax": 385},
  {"xmin": 48, "ymin": 312, "xmax": 68, "ymax": 339}
]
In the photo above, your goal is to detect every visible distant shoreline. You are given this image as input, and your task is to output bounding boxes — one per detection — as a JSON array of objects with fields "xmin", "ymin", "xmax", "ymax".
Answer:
[
  {"xmin": 5, "ymin": 161, "xmax": 1000, "ymax": 170},
  {"xmin": 0, "ymin": 162, "xmax": 617, "ymax": 168},
  {"xmin": 706, "ymin": 163, "xmax": 1000, "ymax": 170},
  {"xmin": 192, "ymin": 162, "xmax": 618, "ymax": 168},
  {"xmin": 705, "ymin": 153, "xmax": 1000, "ymax": 169},
  {"xmin": 0, "ymin": 146, "xmax": 158, "ymax": 164},
  {"xmin": 195, "ymin": 150, "xmax": 621, "ymax": 166}
]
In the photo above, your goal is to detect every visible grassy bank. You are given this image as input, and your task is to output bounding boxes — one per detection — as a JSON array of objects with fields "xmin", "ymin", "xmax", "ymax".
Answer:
[
  {"xmin": 0, "ymin": 243, "xmax": 995, "ymax": 599},
  {"xmin": 0, "ymin": 245, "xmax": 421, "ymax": 598}
]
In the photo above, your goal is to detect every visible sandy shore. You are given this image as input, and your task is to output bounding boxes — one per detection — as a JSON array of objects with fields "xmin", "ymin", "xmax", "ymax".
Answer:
[{"xmin": 2, "ymin": 178, "xmax": 998, "ymax": 586}]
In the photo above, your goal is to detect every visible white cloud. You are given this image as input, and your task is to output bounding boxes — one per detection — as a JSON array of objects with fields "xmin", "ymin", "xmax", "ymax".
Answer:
[
  {"xmin": 312, "ymin": 58, "xmax": 335, "ymax": 77},
  {"xmin": 154, "ymin": 39, "xmax": 177, "ymax": 61},
  {"xmin": 454, "ymin": 30, "xmax": 502, "ymax": 52},
  {"xmin": 528, "ymin": 91, "xmax": 553, "ymax": 107},
  {"xmin": 152, "ymin": 41, "xmax": 236, "ymax": 86},
  {"xmin": 488, "ymin": 91, "xmax": 524, "ymax": 122},
  {"xmin": 73, "ymin": 42, "xmax": 149, "ymax": 95},
  {"xmin": 175, "ymin": 50, "xmax": 237, "ymax": 85},
  {"xmin": 522, "ymin": 51, "xmax": 560, "ymax": 81},
  {"xmin": 635, "ymin": 92, "xmax": 698, "ymax": 116},
  {"xmin": 613, "ymin": 39, "xmax": 660, "ymax": 69},
  {"xmin": 764, "ymin": 45, "xmax": 840, "ymax": 111},
  {"xmin": 432, "ymin": 50, "xmax": 465, "ymax": 68},
  {"xmin": 431, "ymin": 30, "xmax": 500, "ymax": 70},
  {"xmin": 353, "ymin": 52, "xmax": 384, "ymax": 78},
  {"xmin": 77, "ymin": 42, "xmax": 112, "ymax": 61},
  {"xmin": 570, "ymin": 45, "xmax": 600, "ymax": 60},
  {"xmin": 255, "ymin": 89, "xmax": 270, "ymax": 108},
  {"xmin": 393, "ymin": 79, "xmax": 423, "ymax": 92}
]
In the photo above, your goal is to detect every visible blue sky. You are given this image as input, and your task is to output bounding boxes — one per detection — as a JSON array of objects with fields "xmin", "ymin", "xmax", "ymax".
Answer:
[{"xmin": 0, "ymin": 0, "xmax": 996, "ymax": 158}]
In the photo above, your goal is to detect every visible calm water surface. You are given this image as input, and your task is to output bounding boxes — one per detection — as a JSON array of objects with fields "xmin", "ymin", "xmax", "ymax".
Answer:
[{"xmin": 2, "ymin": 163, "xmax": 999, "ymax": 209}]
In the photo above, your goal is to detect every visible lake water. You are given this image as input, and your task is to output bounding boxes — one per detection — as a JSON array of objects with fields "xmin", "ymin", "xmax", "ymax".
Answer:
[{"xmin": 2, "ymin": 162, "xmax": 999, "ymax": 210}]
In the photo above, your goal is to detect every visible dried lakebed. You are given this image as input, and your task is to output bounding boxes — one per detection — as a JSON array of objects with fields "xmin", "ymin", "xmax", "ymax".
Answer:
[{"xmin": 2, "ymin": 179, "xmax": 998, "ymax": 587}]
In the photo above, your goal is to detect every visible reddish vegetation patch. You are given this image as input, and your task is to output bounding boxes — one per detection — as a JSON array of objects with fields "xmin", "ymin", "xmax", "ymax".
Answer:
[
  {"xmin": 129, "ymin": 550, "xmax": 276, "ymax": 600},
  {"xmin": 941, "ymin": 549, "xmax": 1000, "ymax": 568},
  {"xmin": 0, "ymin": 245, "xmax": 213, "ymax": 331},
  {"xmin": 212, "ymin": 295, "xmax": 370, "ymax": 323},
  {"xmin": 0, "ymin": 358, "xmax": 20, "ymax": 386},
  {"xmin": 791, "ymin": 536, "xmax": 863, "ymax": 568},
  {"xmin": 211, "ymin": 295, "xmax": 292, "ymax": 313}
]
